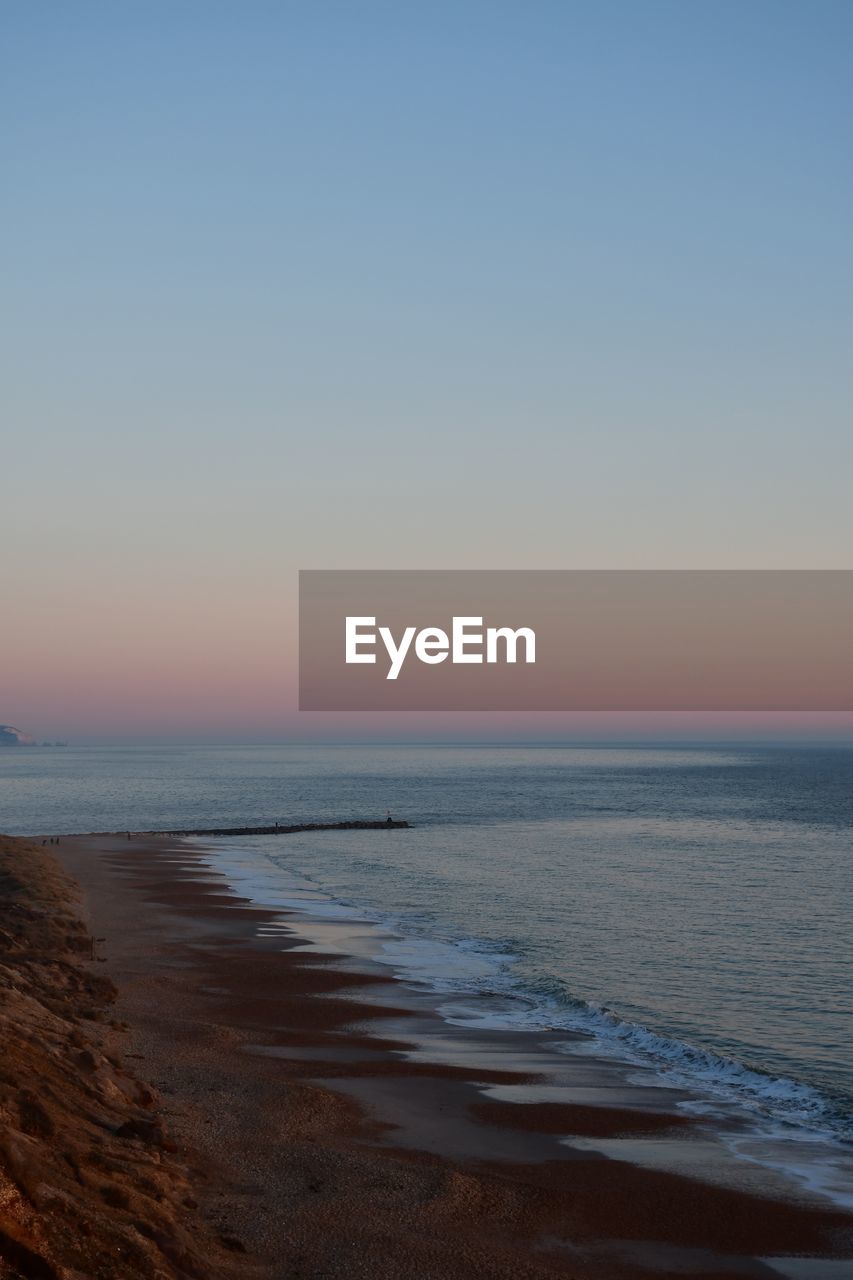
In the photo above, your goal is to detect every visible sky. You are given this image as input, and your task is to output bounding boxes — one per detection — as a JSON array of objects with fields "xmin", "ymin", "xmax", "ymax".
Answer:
[{"xmin": 2, "ymin": 2, "xmax": 852, "ymax": 741}]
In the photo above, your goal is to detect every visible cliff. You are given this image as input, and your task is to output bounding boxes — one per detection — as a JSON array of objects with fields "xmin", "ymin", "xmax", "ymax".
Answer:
[{"xmin": 0, "ymin": 835, "xmax": 241, "ymax": 1279}]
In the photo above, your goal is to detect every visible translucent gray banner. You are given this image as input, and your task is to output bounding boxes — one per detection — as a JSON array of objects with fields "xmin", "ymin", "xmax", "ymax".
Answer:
[{"xmin": 299, "ymin": 570, "xmax": 853, "ymax": 711}]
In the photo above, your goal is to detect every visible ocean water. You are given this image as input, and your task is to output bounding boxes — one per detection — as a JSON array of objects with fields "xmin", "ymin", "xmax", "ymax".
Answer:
[{"xmin": 2, "ymin": 742, "xmax": 852, "ymax": 1202}]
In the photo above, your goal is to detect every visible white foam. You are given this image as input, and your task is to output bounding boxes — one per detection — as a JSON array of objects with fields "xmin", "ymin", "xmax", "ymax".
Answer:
[
  {"xmin": 377, "ymin": 936, "xmax": 516, "ymax": 987},
  {"xmin": 201, "ymin": 839, "xmax": 853, "ymax": 1209},
  {"xmin": 723, "ymin": 1125, "xmax": 853, "ymax": 1211}
]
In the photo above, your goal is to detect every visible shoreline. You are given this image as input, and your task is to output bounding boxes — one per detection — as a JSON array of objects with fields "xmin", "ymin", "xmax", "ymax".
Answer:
[
  {"xmin": 6, "ymin": 831, "xmax": 853, "ymax": 1278},
  {"xmin": 204, "ymin": 835, "xmax": 853, "ymax": 1169}
]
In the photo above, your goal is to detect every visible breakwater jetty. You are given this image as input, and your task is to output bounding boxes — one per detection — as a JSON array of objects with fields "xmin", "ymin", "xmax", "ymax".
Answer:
[{"xmin": 76, "ymin": 820, "xmax": 411, "ymax": 838}]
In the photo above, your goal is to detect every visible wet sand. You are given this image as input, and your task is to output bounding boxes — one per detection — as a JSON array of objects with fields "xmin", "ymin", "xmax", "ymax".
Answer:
[{"xmin": 40, "ymin": 834, "xmax": 853, "ymax": 1279}]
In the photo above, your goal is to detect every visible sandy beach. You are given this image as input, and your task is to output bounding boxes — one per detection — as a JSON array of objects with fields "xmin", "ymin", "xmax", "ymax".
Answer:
[{"xmin": 2, "ymin": 832, "xmax": 851, "ymax": 1280}]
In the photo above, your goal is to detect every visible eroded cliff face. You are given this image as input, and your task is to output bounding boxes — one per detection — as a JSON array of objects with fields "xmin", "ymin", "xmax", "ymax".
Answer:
[{"xmin": 0, "ymin": 837, "xmax": 238, "ymax": 1280}]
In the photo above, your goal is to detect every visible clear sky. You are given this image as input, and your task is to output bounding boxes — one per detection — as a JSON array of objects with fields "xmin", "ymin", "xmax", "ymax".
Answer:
[{"xmin": 2, "ymin": 2, "xmax": 852, "ymax": 741}]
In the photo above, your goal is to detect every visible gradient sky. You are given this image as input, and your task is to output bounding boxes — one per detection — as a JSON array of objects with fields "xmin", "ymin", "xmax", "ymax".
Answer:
[{"xmin": 2, "ymin": 2, "xmax": 852, "ymax": 740}]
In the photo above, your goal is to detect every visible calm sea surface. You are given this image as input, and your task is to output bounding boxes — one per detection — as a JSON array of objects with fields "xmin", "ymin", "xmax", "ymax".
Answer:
[{"xmin": 2, "ymin": 743, "xmax": 851, "ymax": 1186}]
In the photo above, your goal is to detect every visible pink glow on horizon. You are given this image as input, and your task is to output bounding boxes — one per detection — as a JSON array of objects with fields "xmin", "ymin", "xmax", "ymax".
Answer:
[
  {"xmin": 8, "ymin": 642, "xmax": 853, "ymax": 743},
  {"xmin": 6, "ymin": 574, "xmax": 853, "ymax": 742}
]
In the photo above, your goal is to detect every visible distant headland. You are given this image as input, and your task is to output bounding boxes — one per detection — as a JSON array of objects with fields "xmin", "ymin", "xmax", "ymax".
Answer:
[
  {"xmin": 0, "ymin": 724, "xmax": 67, "ymax": 747},
  {"xmin": 0, "ymin": 724, "xmax": 35, "ymax": 747}
]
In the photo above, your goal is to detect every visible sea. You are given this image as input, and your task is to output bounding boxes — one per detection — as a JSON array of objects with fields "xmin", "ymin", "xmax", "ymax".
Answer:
[{"xmin": 2, "ymin": 742, "xmax": 851, "ymax": 1209}]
